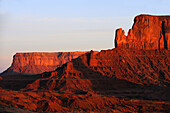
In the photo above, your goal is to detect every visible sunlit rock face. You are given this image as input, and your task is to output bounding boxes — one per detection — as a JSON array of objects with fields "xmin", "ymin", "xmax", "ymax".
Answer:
[
  {"xmin": 1, "ymin": 52, "xmax": 87, "ymax": 75},
  {"xmin": 115, "ymin": 14, "xmax": 170, "ymax": 50},
  {"xmin": 0, "ymin": 14, "xmax": 170, "ymax": 112}
]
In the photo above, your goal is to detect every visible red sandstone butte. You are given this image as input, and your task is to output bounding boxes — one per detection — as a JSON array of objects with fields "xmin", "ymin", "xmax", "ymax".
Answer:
[
  {"xmin": 115, "ymin": 14, "xmax": 170, "ymax": 50},
  {"xmin": 0, "ymin": 14, "xmax": 170, "ymax": 113},
  {"xmin": 1, "ymin": 52, "xmax": 87, "ymax": 75}
]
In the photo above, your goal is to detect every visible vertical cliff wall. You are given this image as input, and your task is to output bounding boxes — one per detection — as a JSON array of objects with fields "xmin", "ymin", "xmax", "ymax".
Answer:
[
  {"xmin": 1, "ymin": 52, "xmax": 87, "ymax": 75},
  {"xmin": 115, "ymin": 14, "xmax": 170, "ymax": 50}
]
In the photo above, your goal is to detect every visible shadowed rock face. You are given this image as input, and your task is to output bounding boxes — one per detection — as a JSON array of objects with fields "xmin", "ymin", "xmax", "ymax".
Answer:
[
  {"xmin": 1, "ymin": 52, "xmax": 87, "ymax": 75},
  {"xmin": 0, "ymin": 48, "xmax": 169, "ymax": 112},
  {"xmin": 0, "ymin": 14, "xmax": 170, "ymax": 112},
  {"xmin": 115, "ymin": 14, "xmax": 170, "ymax": 50}
]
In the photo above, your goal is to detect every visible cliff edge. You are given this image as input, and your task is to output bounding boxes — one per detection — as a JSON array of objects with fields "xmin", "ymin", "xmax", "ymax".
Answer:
[
  {"xmin": 115, "ymin": 14, "xmax": 170, "ymax": 50},
  {"xmin": 1, "ymin": 52, "xmax": 87, "ymax": 75}
]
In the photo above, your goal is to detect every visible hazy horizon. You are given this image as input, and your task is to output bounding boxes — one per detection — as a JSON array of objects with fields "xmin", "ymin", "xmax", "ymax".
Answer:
[{"xmin": 0, "ymin": 0, "xmax": 170, "ymax": 73}]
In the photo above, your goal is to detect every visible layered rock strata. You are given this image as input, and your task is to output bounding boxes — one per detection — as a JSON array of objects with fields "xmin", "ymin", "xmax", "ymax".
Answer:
[
  {"xmin": 1, "ymin": 52, "xmax": 87, "ymax": 75},
  {"xmin": 0, "ymin": 14, "xmax": 170, "ymax": 112},
  {"xmin": 115, "ymin": 14, "xmax": 170, "ymax": 50}
]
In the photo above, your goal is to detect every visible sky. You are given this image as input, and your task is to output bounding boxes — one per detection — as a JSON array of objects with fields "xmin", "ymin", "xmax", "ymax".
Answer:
[{"xmin": 0, "ymin": 0, "xmax": 170, "ymax": 73}]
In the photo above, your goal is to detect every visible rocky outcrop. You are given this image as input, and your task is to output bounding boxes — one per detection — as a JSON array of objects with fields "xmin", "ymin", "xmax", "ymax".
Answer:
[
  {"xmin": 1, "ymin": 52, "xmax": 87, "ymax": 75},
  {"xmin": 0, "ymin": 14, "xmax": 170, "ymax": 112},
  {"xmin": 115, "ymin": 14, "xmax": 170, "ymax": 50},
  {"xmin": 1, "ymin": 88, "xmax": 170, "ymax": 112},
  {"xmin": 1, "ymin": 48, "xmax": 169, "ymax": 112},
  {"xmin": 9, "ymin": 49, "xmax": 167, "ymax": 92}
]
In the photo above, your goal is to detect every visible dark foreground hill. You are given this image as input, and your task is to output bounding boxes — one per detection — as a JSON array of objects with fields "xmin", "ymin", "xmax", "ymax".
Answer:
[
  {"xmin": 0, "ymin": 14, "xmax": 170, "ymax": 112},
  {"xmin": 0, "ymin": 48, "xmax": 169, "ymax": 112}
]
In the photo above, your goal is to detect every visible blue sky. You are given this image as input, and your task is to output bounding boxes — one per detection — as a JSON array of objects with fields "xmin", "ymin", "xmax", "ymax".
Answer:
[{"xmin": 0, "ymin": 0, "xmax": 170, "ymax": 72}]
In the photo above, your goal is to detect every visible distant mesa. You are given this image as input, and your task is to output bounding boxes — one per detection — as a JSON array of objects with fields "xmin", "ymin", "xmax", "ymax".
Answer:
[
  {"xmin": 1, "ymin": 14, "xmax": 170, "ymax": 76},
  {"xmin": 0, "ymin": 14, "xmax": 170, "ymax": 112},
  {"xmin": 115, "ymin": 14, "xmax": 170, "ymax": 50},
  {"xmin": 1, "ymin": 52, "xmax": 87, "ymax": 75}
]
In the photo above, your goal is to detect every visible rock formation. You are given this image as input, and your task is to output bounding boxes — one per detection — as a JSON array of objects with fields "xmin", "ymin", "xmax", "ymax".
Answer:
[
  {"xmin": 0, "ymin": 14, "xmax": 170, "ymax": 112},
  {"xmin": 115, "ymin": 14, "xmax": 170, "ymax": 50},
  {"xmin": 0, "ymin": 48, "xmax": 169, "ymax": 112},
  {"xmin": 1, "ymin": 52, "xmax": 87, "ymax": 75}
]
